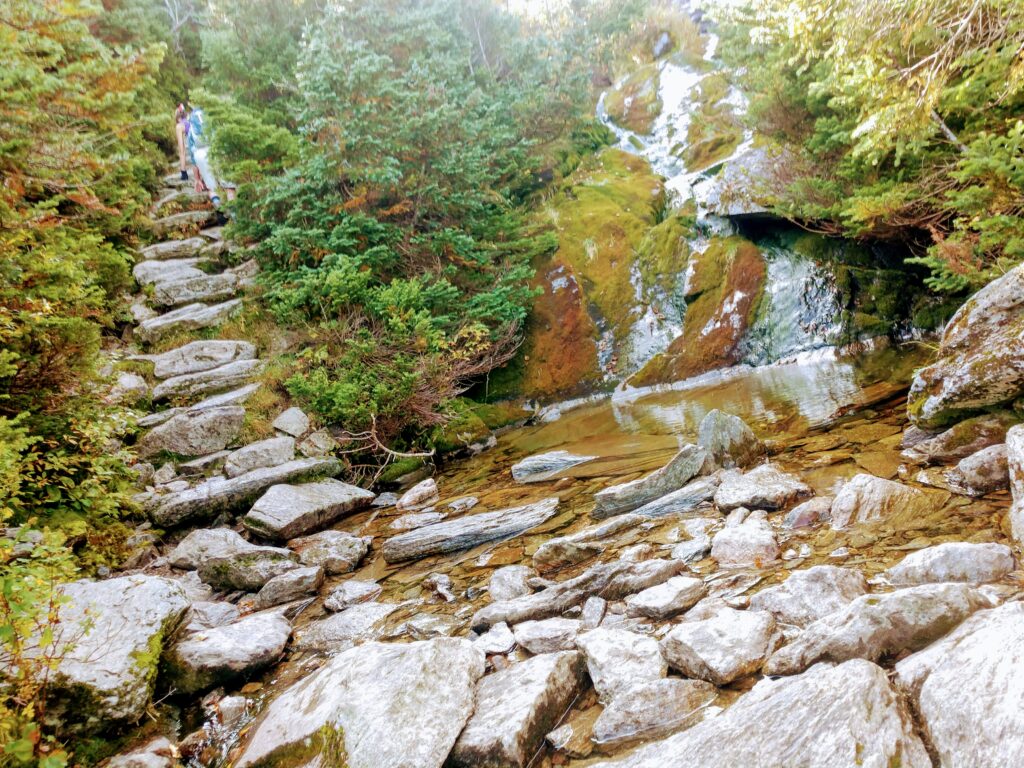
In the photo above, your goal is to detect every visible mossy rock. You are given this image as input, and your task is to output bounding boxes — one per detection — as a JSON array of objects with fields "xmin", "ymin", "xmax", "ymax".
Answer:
[{"xmin": 604, "ymin": 64, "xmax": 663, "ymax": 135}]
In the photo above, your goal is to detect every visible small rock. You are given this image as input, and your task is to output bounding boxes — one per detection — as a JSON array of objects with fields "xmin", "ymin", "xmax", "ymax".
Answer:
[
  {"xmin": 288, "ymin": 529, "xmax": 369, "ymax": 574},
  {"xmin": 184, "ymin": 601, "xmax": 240, "ymax": 633},
  {"xmin": 448, "ymin": 496, "xmax": 478, "ymax": 513},
  {"xmin": 449, "ymin": 651, "xmax": 587, "ymax": 768},
  {"xmin": 625, "ymin": 575, "xmax": 706, "ymax": 620},
  {"xmin": 576, "ymin": 628, "xmax": 666, "ymax": 703},
  {"xmin": 950, "ymin": 444, "xmax": 1009, "ymax": 495},
  {"xmin": 581, "ymin": 596, "xmax": 607, "ymax": 629},
  {"xmin": 166, "ymin": 528, "xmax": 255, "ymax": 570},
  {"xmin": 224, "ymin": 436, "xmax": 295, "ymax": 478},
  {"xmin": 764, "ymin": 582, "xmax": 991, "ymax": 675},
  {"xmin": 403, "ymin": 613, "xmax": 462, "ymax": 639},
  {"xmin": 710, "ymin": 513, "xmax": 779, "ymax": 568},
  {"xmin": 669, "ymin": 518, "xmax": 715, "ymax": 563},
  {"xmin": 154, "ymin": 462, "xmax": 177, "ymax": 485},
  {"xmin": 106, "ymin": 737, "xmax": 178, "ymax": 768},
  {"xmin": 713, "ymin": 464, "xmax": 811, "ymax": 511},
  {"xmin": 511, "ymin": 450, "xmax": 596, "ymax": 483},
  {"xmin": 489, "ymin": 565, "xmax": 535, "ymax": 602},
  {"xmin": 748, "ymin": 565, "xmax": 867, "ymax": 627},
  {"xmin": 197, "ymin": 545, "xmax": 299, "ymax": 591},
  {"xmin": 373, "ymin": 491, "xmax": 400, "ymax": 507},
  {"xmin": 661, "ymin": 607, "xmax": 775, "ymax": 685},
  {"xmin": 513, "ymin": 617, "xmax": 582, "ymax": 654},
  {"xmin": 324, "ymin": 580, "xmax": 383, "ymax": 612},
  {"xmin": 271, "ymin": 407, "xmax": 310, "ymax": 437},
  {"xmin": 243, "ymin": 479, "xmax": 375, "ymax": 540},
  {"xmin": 423, "ymin": 573, "xmax": 457, "ymax": 603},
  {"xmin": 782, "ymin": 496, "xmax": 833, "ymax": 529},
  {"xmin": 298, "ymin": 428, "xmax": 337, "ymax": 457},
  {"xmin": 389, "ymin": 510, "xmax": 447, "ymax": 530},
  {"xmin": 697, "ymin": 409, "xmax": 765, "ymax": 468},
  {"xmin": 396, "ymin": 477, "xmax": 439, "ymax": 510},
  {"xmin": 473, "ymin": 622, "xmax": 516, "ymax": 655},
  {"xmin": 254, "ymin": 565, "xmax": 323, "ymax": 609},
  {"xmin": 884, "ymin": 542, "xmax": 1015, "ymax": 585},
  {"xmin": 592, "ymin": 678, "xmax": 716, "ymax": 751},
  {"xmin": 533, "ymin": 514, "xmax": 641, "ymax": 572},
  {"xmin": 290, "ymin": 602, "xmax": 398, "ymax": 653},
  {"xmin": 1009, "ymin": 424, "xmax": 1024, "ymax": 541},
  {"xmin": 108, "ymin": 372, "xmax": 149, "ymax": 405},
  {"xmin": 164, "ymin": 610, "xmax": 292, "ymax": 694}
]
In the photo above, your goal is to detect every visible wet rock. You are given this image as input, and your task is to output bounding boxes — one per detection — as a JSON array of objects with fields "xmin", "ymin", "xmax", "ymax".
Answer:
[
  {"xmin": 106, "ymin": 737, "xmax": 178, "ymax": 768},
  {"xmin": 599, "ymin": 659, "xmax": 929, "ymax": 768},
  {"xmin": 697, "ymin": 409, "xmax": 765, "ymax": 468},
  {"xmin": 271, "ymin": 406, "xmax": 310, "ymax": 437},
  {"xmin": 150, "ymin": 457, "xmax": 342, "ymax": 527},
  {"xmin": 710, "ymin": 512, "xmax": 779, "ymax": 568},
  {"xmin": 44, "ymin": 575, "xmax": 189, "ymax": 726},
  {"xmin": 136, "ymin": 299, "xmax": 242, "ymax": 344},
  {"xmin": 136, "ymin": 406, "xmax": 245, "ymax": 458},
  {"xmin": 1010, "ymin": 425, "xmax": 1024, "ymax": 541},
  {"xmin": 422, "ymin": 572, "xmax": 456, "ymax": 603},
  {"xmin": 533, "ymin": 514, "xmax": 641, "ymax": 572},
  {"xmin": 288, "ymin": 529, "xmax": 369, "ymax": 574},
  {"xmin": 133, "ymin": 257, "xmax": 208, "ymax": 286},
  {"xmin": 661, "ymin": 606, "xmax": 775, "ymax": 685},
  {"xmin": 297, "ymin": 428, "xmax": 337, "ymax": 457},
  {"xmin": 396, "ymin": 477, "xmax": 439, "ymax": 510},
  {"xmin": 625, "ymin": 575, "xmax": 706, "ymax": 620},
  {"xmin": 884, "ymin": 542, "xmax": 1015, "ymax": 585},
  {"xmin": 949, "ymin": 444, "xmax": 1009, "ymax": 495},
  {"xmin": 234, "ymin": 638, "xmax": 485, "ymax": 768},
  {"xmin": 748, "ymin": 565, "xmax": 867, "ymax": 627},
  {"xmin": 472, "ymin": 558, "xmax": 687, "ymax": 630},
  {"xmin": 324, "ymin": 580, "xmax": 382, "ymax": 612},
  {"xmin": 389, "ymin": 510, "xmax": 447, "ymax": 530},
  {"xmin": 909, "ymin": 263, "xmax": 1024, "ymax": 428},
  {"xmin": 196, "ymin": 545, "xmax": 299, "ymax": 591},
  {"xmin": 449, "ymin": 496, "xmax": 478, "ymax": 513},
  {"xmin": 402, "ymin": 613, "xmax": 462, "ymax": 639},
  {"xmin": 490, "ymin": 565, "xmax": 535, "ymax": 602},
  {"xmin": 782, "ymin": 495, "xmax": 833, "ymax": 529},
  {"xmin": 164, "ymin": 610, "xmax": 292, "ymax": 694},
  {"xmin": 183, "ymin": 601, "xmax": 240, "ymax": 633},
  {"xmin": 139, "ymin": 237, "xmax": 207, "ymax": 261},
  {"xmin": 511, "ymin": 450, "xmax": 596, "ymax": 483},
  {"xmin": 895, "ymin": 601, "xmax": 1024, "ymax": 765},
  {"xmin": 903, "ymin": 412, "xmax": 1017, "ymax": 465},
  {"xmin": 450, "ymin": 651, "xmax": 586, "ymax": 768},
  {"xmin": 152, "ymin": 272, "xmax": 239, "ymax": 308},
  {"xmin": 577, "ymin": 628, "xmax": 665, "ymax": 702},
  {"xmin": 764, "ymin": 583, "xmax": 991, "ymax": 675},
  {"xmin": 254, "ymin": 565, "xmax": 323, "ymax": 609},
  {"xmin": 713, "ymin": 464, "xmax": 811, "ymax": 511},
  {"xmin": 592, "ymin": 445, "xmax": 708, "ymax": 518},
  {"xmin": 829, "ymin": 473, "xmax": 939, "ymax": 529},
  {"xmin": 592, "ymin": 678, "xmax": 716, "ymax": 751},
  {"xmin": 242, "ymin": 479, "xmax": 375, "ymax": 540},
  {"xmin": 669, "ymin": 518, "xmax": 715, "ymax": 563},
  {"xmin": 474, "ymin": 622, "xmax": 516, "ymax": 655},
  {"xmin": 383, "ymin": 497, "xmax": 560, "ymax": 563},
  {"xmin": 627, "ymin": 475, "xmax": 720, "ymax": 519},
  {"xmin": 152, "ymin": 358, "xmax": 263, "ymax": 401},
  {"xmin": 167, "ymin": 528, "xmax": 256, "ymax": 570},
  {"xmin": 513, "ymin": 617, "xmax": 581, "ymax": 654},
  {"xmin": 292, "ymin": 602, "xmax": 398, "ymax": 652},
  {"xmin": 222, "ymin": 436, "xmax": 295, "ymax": 478}
]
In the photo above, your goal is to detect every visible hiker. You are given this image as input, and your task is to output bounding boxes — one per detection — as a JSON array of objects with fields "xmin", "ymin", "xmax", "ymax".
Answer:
[
  {"xmin": 174, "ymin": 103, "xmax": 189, "ymax": 181},
  {"xmin": 185, "ymin": 103, "xmax": 236, "ymax": 208}
]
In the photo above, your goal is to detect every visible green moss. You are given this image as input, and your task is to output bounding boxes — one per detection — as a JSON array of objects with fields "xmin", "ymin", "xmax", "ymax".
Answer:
[
  {"xmin": 604, "ymin": 64, "xmax": 662, "ymax": 135},
  {"xmin": 377, "ymin": 457, "xmax": 426, "ymax": 484},
  {"xmin": 429, "ymin": 398, "xmax": 491, "ymax": 454}
]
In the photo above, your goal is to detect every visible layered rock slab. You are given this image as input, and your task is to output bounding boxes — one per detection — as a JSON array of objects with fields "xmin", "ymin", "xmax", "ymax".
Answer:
[
  {"xmin": 234, "ymin": 638, "xmax": 485, "ymax": 768},
  {"xmin": 592, "ymin": 445, "xmax": 707, "ymax": 518},
  {"xmin": 242, "ymin": 479, "xmax": 375, "ymax": 540},
  {"xmin": 449, "ymin": 651, "xmax": 587, "ymax": 768}
]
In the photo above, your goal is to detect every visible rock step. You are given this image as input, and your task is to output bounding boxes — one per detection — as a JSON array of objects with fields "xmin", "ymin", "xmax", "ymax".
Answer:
[
  {"xmin": 139, "ymin": 237, "xmax": 208, "ymax": 261},
  {"xmin": 136, "ymin": 299, "xmax": 242, "ymax": 345},
  {"xmin": 151, "ymin": 271, "xmax": 240, "ymax": 308},
  {"xmin": 135, "ymin": 405, "xmax": 246, "ymax": 458},
  {"xmin": 151, "ymin": 209, "xmax": 217, "ymax": 237},
  {"xmin": 152, "ymin": 357, "xmax": 262, "ymax": 401},
  {"xmin": 131, "ymin": 340, "xmax": 257, "ymax": 380},
  {"xmin": 137, "ymin": 382, "xmax": 261, "ymax": 427},
  {"xmin": 133, "ymin": 257, "xmax": 210, "ymax": 287}
]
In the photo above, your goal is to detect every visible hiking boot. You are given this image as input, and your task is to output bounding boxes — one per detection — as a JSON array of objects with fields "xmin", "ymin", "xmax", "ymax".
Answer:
[{"xmin": 180, "ymin": 170, "xmax": 188, "ymax": 181}]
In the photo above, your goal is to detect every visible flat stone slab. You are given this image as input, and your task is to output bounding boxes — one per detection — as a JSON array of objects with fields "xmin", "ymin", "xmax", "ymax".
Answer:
[
  {"xmin": 136, "ymin": 339, "xmax": 257, "ymax": 379},
  {"xmin": 764, "ymin": 583, "xmax": 991, "ymax": 675},
  {"xmin": 292, "ymin": 602, "xmax": 400, "ymax": 652},
  {"xmin": 44, "ymin": 576, "xmax": 189, "ymax": 726},
  {"xmin": 150, "ymin": 208, "xmax": 217, "ymax": 236},
  {"xmin": 885, "ymin": 542, "xmax": 1015, "ymax": 585},
  {"xmin": 382, "ymin": 498, "xmax": 560, "ymax": 563},
  {"xmin": 243, "ymin": 479, "xmax": 375, "ymax": 540},
  {"xmin": 133, "ymin": 257, "xmax": 208, "ymax": 286},
  {"xmin": 713, "ymin": 464, "xmax": 812, "ymax": 511},
  {"xmin": 749, "ymin": 565, "xmax": 867, "ymax": 627},
  {"xmin": 272, "ymin": 406, "xmax": 310, "ymax": 437},
  {"xmin": 513, "ymin": 618, "xmax": 582, "ymax": 654},
  {"xmin": 197, "ymin": 544, "xmax": 299, "ymax": 591},
  {"xmin": 166, "ymin": 528, "xmax": 258, "ymax": 570},
  {"xmin": 511, "ymin": 451, "xmax": 596, "ymax": 483},
  {"xmin": 164, "ymin": 610, "xmax": 292, "ymax": 694},
  {"xmin": 235, "ymin": 639, "xmax": 485, "ymax": 768},
  {"xmin": 593, "ymin": 445, "xmax": 708, "ymax": 518},
  {"xmin": 625, "ymin": 575, "xmax": 706, "ymax": 620},
  {"xmin": 324, "ymin": 580, "xmax": 383, "ymax": 612},
  {"xmin": 450, "ymin": 651, "xmax": 587, "ymax": 768},
  {"xmin": 139, "ymin": 237, "xmax": 208, "ymax": 261},
  {"xmin": 224, "ymin": 436, "xmax": 295, "ymax": 478},
  {"xmin": 289, "ymin": 530, "xmax": 369, "ymax": 574},
  {"xmin": 533, "ymin": 514, "xmax": 641, "ymax": 572},
  {"xmin": 152, "ymin": 358, "xmax": 262, "ymax": 401},
  {"xmin": 136, "ymin": 405, "xmax": 245, "ymax": 458},
  {"xmin": 627, "ymin": 476, "xmax": 719, "ymax": 519},
  {"xmin": 592, "ymin": 678, "xmax": 716, "ymax": 751},
  {"xmin": 598, "ymin": 659, "xmax": 929, "ymax": 768},
  {"xmin": 255, "ymin": 565, "xmax": 323, "ymax": 609},
  {"xmin": 136, "ymin": 299, "xmax": 242, "ymax": 344},
  {"xmin": 152, "ymin": 271, "xmax": 240, "ymax": 308},
  {"xmin": 149, "ymin": 457, "xmax": 342, "ymax": 527}
]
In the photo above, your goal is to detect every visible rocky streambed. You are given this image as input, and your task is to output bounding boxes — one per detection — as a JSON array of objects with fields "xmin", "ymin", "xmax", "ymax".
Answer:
[{"xmin": 40, "ymin": 186, "xmax": 1024, "ymax": 768}]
